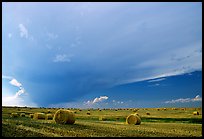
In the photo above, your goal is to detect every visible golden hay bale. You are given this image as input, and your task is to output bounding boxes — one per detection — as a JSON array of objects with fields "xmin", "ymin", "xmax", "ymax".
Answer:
[
  {"xmin": 29, "ymin": 114, "xmax": 34, "ymax": 118},
  {"xmin": 193, "ymin": 111, "xmax": 199, "ymax": 115},
  {"xmin": 126, "ymin": 114, "xmax": 141, "ymax": 125},
  {"xmin": 45, "ymin": 114, "xmax": 53, "ymax": 120},
  {"xmin": 87, "ymin": 111, "xmax": 91, "ymax": 115},
  {"xmin": 157, "ymin": 108, "xmax": 160, "ymax": 111},
  {"xmin": 133, "ymin": 109, "xmax": 138, "ymax": 112},
  {"xmin": 54, "ymin": 109, "xmax": 75, "ymax": 124},
  {"xmin": 10, "ymin": 113, "xmax": 18, "ymax": 118},
  {"xmin": 20, "ymin": 113, "xmax": 26, "ymax": 117},
  {"xmin": 163, "ymin": 108, "xmax": 167, "ymax": 111},
  {"xmin": 146, "ymin": 112, "xmax": 150, "ymax": 115},
  {"xmin": 33, "ymin": 113, "xmax": 46, "ymax": 120}
]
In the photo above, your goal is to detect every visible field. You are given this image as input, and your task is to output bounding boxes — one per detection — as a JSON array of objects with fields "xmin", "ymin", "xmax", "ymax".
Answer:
[{"xmin": 2, "ymin": 106, "xmax": 202, "ymax": 137}]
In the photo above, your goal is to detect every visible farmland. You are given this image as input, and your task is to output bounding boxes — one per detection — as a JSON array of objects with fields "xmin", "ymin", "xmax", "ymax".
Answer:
[{"xmin": 2, "ymin": 106, "xmax": 202, "ymax": 137}]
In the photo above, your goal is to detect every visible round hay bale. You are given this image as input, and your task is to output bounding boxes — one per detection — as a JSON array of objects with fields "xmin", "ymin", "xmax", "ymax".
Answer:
[
  {"xmin": 54, "ymin": 109, "xmax": 75, "ymax": 124},
  {"xmin": 116, "ymin": 117, "xmax": 120, "ymax": 121},
  {"xmin": 33, "ymin": 113, "xmax": 46, "ymax": 120},
  {"xmin": 163, "ymin": 108, "xmax": 167, "ymax": 111},
  {"xmin": 10, "ymin": 113, "xmax": 18, "ymax": 118},
  {"xmin": 29, "ymin": 114, "xmax": 34, "ymax": 118},
  {"xmin": 133, "ymin": 109, "xmax": 138, "ymax": 112},
  {"xmin": 20, "ymin": 113, "xmax": 26, "ymax": 117},
  {"xmin": 193, "ymin": 111, "xmax": 199, "ymax": 115},
  {"xmin": 126, "ymin": 114, "xmax": 141, "ymax": 125},
  {"xmin": 146, "ymin": 112, "xmax": 150, "ymax": 115},
  {"xmin": 87, "ymin": 111, "xmax": 91, "ymax": 115},
  {"xmin": 45, "ymin": 114, "xmax": 53, "ymax": 120},
  {"xmin": 157, "ymin": 108, "xmax": 160, "ymax": 111}
]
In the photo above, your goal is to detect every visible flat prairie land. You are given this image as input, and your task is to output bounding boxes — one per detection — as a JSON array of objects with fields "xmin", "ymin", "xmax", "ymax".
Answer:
[{"xmin": 2, "ymin": 107, "xmax": 202, "ymax": 137}]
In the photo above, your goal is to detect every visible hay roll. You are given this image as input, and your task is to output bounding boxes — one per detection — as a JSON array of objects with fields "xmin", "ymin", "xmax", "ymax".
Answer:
[
  {"xmin": 33, "ymin": 113, "xmax": 46, "ymax": 120},
  {"xmin": 54, "ymin": 109, "xmax": 75, "ymax": 124},
  {"xmin": 20, "ymin": 113, "xmax": 26, "ymax": 117},
  {"xmin": 126, "ymin": 114, "xmax": 141, "ymax": 125},
  {"xmin": 193, "ymin": 111, "xmax": 199, "ymax": 115},
  {"xmin": 87, "ymin": 111, "xmax": 91, "ymax": 115},
  {"xmin": 45, "ymin": 114, "xmax": 53, "ymax": 120},
  {"xmin": 146, "ymin": 112, "xmax": 150, "ymax": 115},
  {"xmin": 29, "ymin": 114, "xmax": 34, "ymax": 118},
  {"xmin": 10, "ymin": 113, "xmax": 18, "ymax": 118}
]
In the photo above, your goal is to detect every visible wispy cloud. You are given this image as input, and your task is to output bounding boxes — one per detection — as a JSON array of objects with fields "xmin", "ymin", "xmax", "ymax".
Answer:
[
  {"xmin": 19, "ymin": 24, "xmax": 28, "ymax": 39},
  {"xmin": 148, "ymin": 78, "xmax": 166, "ymax": 83},
  {"xmin": 148, "ymin": 83, "xmax": 160, "ymax": 87},
  {"xmin": 2, "ymin": 75, "xmax": 36, "ymax": 107},
  {"xmin": 9, "ymin": 78, "xmax": 22, "ymax": 87},
  {"xmin": 2, "ymin": 75, "xmax": 13, "ymax": 80},
  {"xmin": 53, "ymin": 54, "xmax": 73, "ymax": 62},
  {"xmin": 164, "ymin": 95, "xmax": 202, "ymax": 104},
  {"xmin": 85, "ymin": 96, "xmax": 108, "ymax": 105}
]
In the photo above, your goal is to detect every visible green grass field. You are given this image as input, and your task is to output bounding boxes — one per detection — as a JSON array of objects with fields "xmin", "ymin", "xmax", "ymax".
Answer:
[{"xmin": 2, "ymin": 106, "xmax": 202, "ymax": 137}]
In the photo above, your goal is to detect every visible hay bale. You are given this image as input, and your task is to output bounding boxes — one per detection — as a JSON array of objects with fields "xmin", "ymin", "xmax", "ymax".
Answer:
[
  {"xmin": 126, "ymin": 114, "xmax": 141, "ymax": 125},
  {"xmin": 163, "ymin": 108, "xmax": 167, "ymax": 111},
  {"xmin": 10, "ymin": 113, "xmax": 18, "ymax": 118},
  {"xmin": 87, "ymin": 111, "xmax": 91, "ymax": 115},
  {"xmin": 45, "ymin": 114, "xmax": 53, "ymax": 120},
  {"xmin": 193, "ymin": 111, "xmax": 199, "ymax": 115},
  {"xmin": 20, "ymin": 113, "xmax": 26, "ymax": 117},
  {"xmin": 157, "ymin": 108, "xmax": 160, "ymax": 111},
  {"xmin": 146, "ymin": 112, "xmax": 150, "ymax": 115},
  {"xmin": 54, "ymin": 109, "xmax": 75, "ymax": 124},
  {"xmin": 33, "ymin": 113, "xmax": 46, "ymax": 120},
  {"xmin": 29, "ymin": 114, "xmax": 34, "ymax": 118},
  {"xmin": 133, "ymin": 109, "xmax": 138, "ymax": 112}
]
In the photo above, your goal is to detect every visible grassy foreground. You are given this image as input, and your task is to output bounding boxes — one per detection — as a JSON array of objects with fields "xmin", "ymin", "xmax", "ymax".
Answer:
[{"xmin": 2, "ymin": 107, "xmax": 202, "ymax": 137}]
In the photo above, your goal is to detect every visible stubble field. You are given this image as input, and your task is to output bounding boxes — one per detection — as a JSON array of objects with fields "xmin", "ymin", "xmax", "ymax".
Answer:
[{"xmin": 2, "ymin": 106, "xmax": 202, "ymax": 137}]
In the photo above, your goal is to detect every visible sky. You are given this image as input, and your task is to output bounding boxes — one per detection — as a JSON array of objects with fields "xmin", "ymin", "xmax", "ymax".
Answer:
[{"xmin": 2, "ymin": 2, "xmax": 202, "ymax": 108}]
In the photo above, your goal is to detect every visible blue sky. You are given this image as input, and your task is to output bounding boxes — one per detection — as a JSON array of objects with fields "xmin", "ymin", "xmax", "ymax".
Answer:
[{"xmin": 2, "ymin": 2, "xmax": 202, "ymax": 108}]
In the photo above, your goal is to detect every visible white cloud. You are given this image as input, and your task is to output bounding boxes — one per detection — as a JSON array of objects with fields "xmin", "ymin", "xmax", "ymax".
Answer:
[
  {"xmin": 148, "ymin": 83, "xmax": 160, "ymax": 87},
  {"xmin": 148, "ymin": 78, "xmax": 166, "ymax": 82},
  {"xmin": 9, "ymin": 78, "xmax": 22, "ymax": 87},
  {"xmin": 2, "ymin": 75, "xmax": 13, "ymax": 80},
  {"xmin": 19, "ymin": 24, "xmax": 28, "ymax": 38},
  {"xmin": 85, "ymin": 96, "xmax": 109, "ymax": 105},
  {"xmin": 192, "ymin": 95, "xmax": 202, "ymax": 102},
  {"xmin": 2, "ymin": 75, "xmax": 37, "ymax": 107},
  {"xmin": 164, "ymin": 95, "xmax": 202, "ymax": 104},
  {"xmin": 93, "ymin": 96, "xmax": 108, "ymax": 103},
  {"xmin": 53, "ymin": 54, "xmax": 73, "ymax": 62}
]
